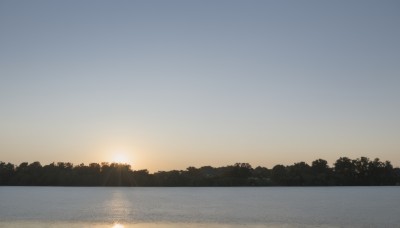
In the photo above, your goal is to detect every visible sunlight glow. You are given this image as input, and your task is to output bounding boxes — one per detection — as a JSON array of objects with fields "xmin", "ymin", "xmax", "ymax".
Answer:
[
  {"xmin": 112, "ymin": 152, "xmax": 130, "ymax": 164},
  {"xmin": 112, "ymin": 223, "xmax": 124, "ymax": 228}
]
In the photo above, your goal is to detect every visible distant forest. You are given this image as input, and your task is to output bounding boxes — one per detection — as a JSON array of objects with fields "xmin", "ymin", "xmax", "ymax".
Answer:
[{"xmin": 1, "ymin": 157, "xmax": 399, "ymax": 186}]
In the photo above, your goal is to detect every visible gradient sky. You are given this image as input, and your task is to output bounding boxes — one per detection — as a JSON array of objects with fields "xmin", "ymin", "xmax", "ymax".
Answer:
[{"xmin": 1, "ymin": 0, "xmax": 399, "ymax": 171}]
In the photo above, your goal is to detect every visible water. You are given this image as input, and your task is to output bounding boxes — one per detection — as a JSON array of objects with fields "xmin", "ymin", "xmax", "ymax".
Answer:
[{"xmin": 0, "ymin": 187, "xmax": 399, "ymax": 227}]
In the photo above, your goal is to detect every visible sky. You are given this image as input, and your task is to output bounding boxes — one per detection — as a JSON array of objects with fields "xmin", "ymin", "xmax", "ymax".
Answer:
[{"xmin": 1, "ymin": 0, "xmax": 399, "ymax": 171}]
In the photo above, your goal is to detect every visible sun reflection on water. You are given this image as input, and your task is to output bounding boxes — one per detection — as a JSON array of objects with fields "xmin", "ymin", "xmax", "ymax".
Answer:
[{"xmin": 112, "ymin": 222, "xmax": 124, "ymax": 228}]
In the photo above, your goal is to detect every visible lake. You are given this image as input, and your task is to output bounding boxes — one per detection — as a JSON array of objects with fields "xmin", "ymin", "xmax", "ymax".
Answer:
[{"xmin": 0, "ymin": 187, "xmax": 399, "ymax": 227}]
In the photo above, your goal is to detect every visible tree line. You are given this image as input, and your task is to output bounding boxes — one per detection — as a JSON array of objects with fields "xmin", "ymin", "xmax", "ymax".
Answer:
[{"xmin": 0, "ymin": 156, "xmax": 399, "ymax": 186}]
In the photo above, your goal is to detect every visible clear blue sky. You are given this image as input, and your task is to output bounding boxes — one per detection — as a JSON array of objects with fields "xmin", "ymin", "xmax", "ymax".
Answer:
[{"xmin": 1, "ymin": 0, "xmax": 399, "ymax": 171}]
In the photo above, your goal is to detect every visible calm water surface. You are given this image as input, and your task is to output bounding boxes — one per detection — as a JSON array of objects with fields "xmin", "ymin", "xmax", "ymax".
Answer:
[{"xmin": 0, "ymin": 187, "xmax": 399, "ymax": 227}]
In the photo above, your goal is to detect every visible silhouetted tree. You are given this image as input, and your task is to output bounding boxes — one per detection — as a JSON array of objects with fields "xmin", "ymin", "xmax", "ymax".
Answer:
[
  {"xmin": 287, "ymin": 162, "xmax": 312, "ymax": 186},
  {"xmin": 271, "ymin": 164, "xmax": 288, "ymax": 185},
  {"xmin": 334, "ymin": 157, "xmax": 356, "ymax": 185},
  {"xmin": 132, "ymin": 169, "xmax": 152, "ymax": 186},
  {"xmin": 0, "ymin": 157, "xmax": 398, "ymax": 186},
  {"xmin": 252, "ymin": 166, "xmax": 272, "ymax": 186},
  {"xmin": 0, "ymin": 162, "xmax": 15, "ymax": 185},
  {"xmin": 311, "ymin": 159, "xmax": 332, "ymax": 185},
  {"xmin": 353, "ymin": 157, "xmax": 370, "ymax": 185}
]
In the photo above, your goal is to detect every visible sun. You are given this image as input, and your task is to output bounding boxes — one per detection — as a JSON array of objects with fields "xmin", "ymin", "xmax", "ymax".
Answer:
[
  {"xmin": 112, "ymin": 223, "xmax": 124, "ymax": 228},
  {"xmin": 112, "ymin": 152, "xmax": 130, "ymax": 164}
]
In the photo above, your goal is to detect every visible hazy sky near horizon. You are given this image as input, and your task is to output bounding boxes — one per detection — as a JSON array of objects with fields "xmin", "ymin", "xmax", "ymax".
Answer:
[{"xmin": 1, "ymin": 1, "xmax": 399, "ymax": 171}]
